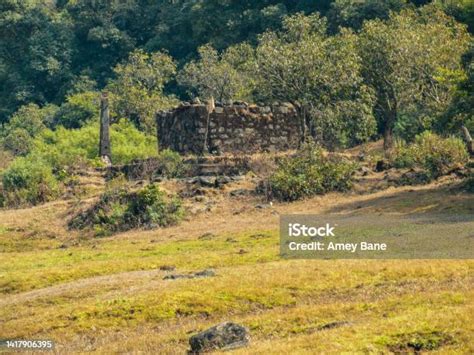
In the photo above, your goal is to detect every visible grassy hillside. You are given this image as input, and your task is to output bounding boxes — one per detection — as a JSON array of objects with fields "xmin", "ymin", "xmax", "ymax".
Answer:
[{"xmin": 1, "ymin": 169, "xmax": 473, "ymax": 353}]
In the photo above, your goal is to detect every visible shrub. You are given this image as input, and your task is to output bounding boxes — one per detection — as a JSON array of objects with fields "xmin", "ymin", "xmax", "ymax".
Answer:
[
  {"xmin": 52, "ymin": 91, "xmax": 100, "ymax": 129},
  {"xmin": 1, "ymin": 103, "xmax": 58, "ymax": 155},
  {"xmin": 1, "ymin": 156, "xmax": 60, "ymax": 207},
  {"xmin": 2, "ymin": 128, "xmax": 33, "ymax": 156},
  {"xmin": 69, "ymin": 184, "xmax": 183, "ymax": 236},
  {"xmin": 0, "ymin": 149, "xmax": 13, "ymax": 171},
  {"xmin": 267, "ymin": 143, "xmax": 357, "ymax": 201},
  {"xmin": 392, "ymin": 132, "xmax": 469, "ymax": 178},
  {"xmin": 110, "ymin": 119, "xmax": 158, "ymax": 164},
  {"xmin": 33, "ymin": 119, "xmax": 158, "ymax": 170},
  {"xmin": 156, "ymin": 149, "xmax": 186, "ymax": 178}
]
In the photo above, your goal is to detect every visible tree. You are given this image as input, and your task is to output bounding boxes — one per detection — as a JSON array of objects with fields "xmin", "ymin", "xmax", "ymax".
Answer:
[
  {"xmin": 107, "ymin": 49, "xmax": 177, "ymax": 132},
  {"xmin": 327, "ymin": 0, "xmax": 407, "ymax": 32},
  {"xmin": 437, "ymin": 0, "xmax": 474, "ymax": 33},
  {"xmin": 255, "ymin": 13, "xmax": 376, "ymax": 148},
  {"xmin": 0, "ymin": 0, "xmax": 74, "ymax": 123},
  {"xmin": 1, "ymin": 103, "xmax": 58, "ymax": 156},
  {"xmin": 177, "ymin": 44, "xmax": 256, "ymax": 102},
  {"xmin": 359, "ymin": 6, "xmax": 470, "ymax": 151},
  {"xmin": 438, "ymin": 43, "xmax": 474, "ymax": 134}
]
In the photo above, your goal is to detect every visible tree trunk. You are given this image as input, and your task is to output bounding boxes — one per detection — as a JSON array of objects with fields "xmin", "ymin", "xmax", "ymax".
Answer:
[
  {"xmin": 461, "ymin": 125, "xmax": 474, "ymax": 156},
  {"xmin": 383, "ymin": 109, "xmax": 396, "ymax": 153}
]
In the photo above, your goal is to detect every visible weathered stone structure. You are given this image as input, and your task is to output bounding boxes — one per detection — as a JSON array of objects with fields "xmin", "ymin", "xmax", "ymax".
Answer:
[{"xmin": 156, "ymin": 102, "xmax": 301, "ymax": 154}]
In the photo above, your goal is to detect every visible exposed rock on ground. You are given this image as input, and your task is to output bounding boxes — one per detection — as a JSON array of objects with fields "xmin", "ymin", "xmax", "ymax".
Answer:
[
  {"xmin": 188, "ymin": 322, "xmax": 250, "ymax": 353},
  {"xmin": 163, "ymin": 269, "xmax": 216, "ymax": 280}
]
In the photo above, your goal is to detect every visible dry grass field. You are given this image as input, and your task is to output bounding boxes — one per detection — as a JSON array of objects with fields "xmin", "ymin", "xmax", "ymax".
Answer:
[{"xmin": 0, "ymin": 168, "xmax": 473, "ymax": 353}]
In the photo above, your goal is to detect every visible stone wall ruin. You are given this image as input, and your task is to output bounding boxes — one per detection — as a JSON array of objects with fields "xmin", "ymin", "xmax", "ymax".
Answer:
[{"xmin": 156, "ymin": 102, "xmax": 301, "ymax": 154}]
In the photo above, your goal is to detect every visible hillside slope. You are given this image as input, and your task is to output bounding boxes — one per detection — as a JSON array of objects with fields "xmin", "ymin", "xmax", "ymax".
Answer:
[{"xmin": 0, "ymin": 172, "xmax": 473, "ymax": 353}]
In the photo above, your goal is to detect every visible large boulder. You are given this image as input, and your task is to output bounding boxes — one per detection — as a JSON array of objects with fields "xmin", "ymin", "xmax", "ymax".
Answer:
[{"xmin": 189, "ymin": 322, "xmax": 250, "ymax": 353}]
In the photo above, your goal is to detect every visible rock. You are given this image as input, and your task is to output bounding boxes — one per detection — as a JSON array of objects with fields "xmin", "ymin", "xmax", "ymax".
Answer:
[
  {"xmin": 194, "ymin": 269, "xmax": 216, "ymax": 277},
  {"xmin": 359, "ymin": 166, "xmax": 370, "ymax": 176},
  {"xmin": 375, "ymin": 159, "xmax": 391, "ymax": 172},
  {"xmin": 216, "ymin": 175, "xmax": 232, "ymax": 187},
  {"xmin": 163, "ymin": 269, "xmax": 216, "ymax": 280},
  {"xmin": 230, "ymin": 189, "xmax": 251, "ymax": 197},
  {"xmin": 398, "ymin": 169, "xmax": 431, "ymax": 186},
  {"xmin": 189, "ymin": 322, "xmax": 250, "ymax": 353},
  {"xmin": 198, "ymin": 176, "xmax": 217, "ymax": 187},
  {"xmin": 159, "ymin": 265, "xmax": 176, "ymax": 271},
  {"xmin": 193, "ymin": 195, "xmax": 207, "ymax": 202}
]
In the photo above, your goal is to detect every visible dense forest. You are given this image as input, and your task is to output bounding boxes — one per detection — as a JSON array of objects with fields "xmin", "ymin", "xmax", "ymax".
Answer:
[{"xmin": 0, "ymin": 0, "xmax": 473, "ymax": 206}]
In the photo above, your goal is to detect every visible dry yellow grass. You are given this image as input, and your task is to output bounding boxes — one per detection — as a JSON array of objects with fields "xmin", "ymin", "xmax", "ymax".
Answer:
[{"xmin": 0, "ymin": 174, "xmax": 473, "ymax": 353}]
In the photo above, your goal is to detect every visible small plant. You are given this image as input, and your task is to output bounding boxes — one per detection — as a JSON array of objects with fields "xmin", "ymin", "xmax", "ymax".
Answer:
[
  {"xmin": 266, "ymin": 143, "xmax": 357, "ymax": 201},
  {"xmin": 69, "ymin": 184, "xmax": 184, "ymax": 236},
  {"xmin": 392, "ymin": 132, "xmax": 469, "ymax": 178}
]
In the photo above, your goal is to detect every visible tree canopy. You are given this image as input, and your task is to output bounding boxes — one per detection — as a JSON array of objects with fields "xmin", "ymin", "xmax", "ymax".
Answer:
[{"xmin": 0, "ymin": 0, "xmax": 472, "ymax": 152}]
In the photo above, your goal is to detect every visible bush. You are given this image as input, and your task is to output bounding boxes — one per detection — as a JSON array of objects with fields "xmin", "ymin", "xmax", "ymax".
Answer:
[
  {"xmin": 392, "ymin": 132, "xmax": 469, "ymax": 178},
  {"xmin": 267, "ymin": 143, "xmax": 357, "ymax": 201},
  {"xmin": 156, "ymin": 149, "xmax": 186, "ymax": 178},
  {"xmin": 1, "ymin": 156, "xmax": 60, "ymax": 207},
  {"xmin": 69, "ymin": 184, "xmax": 183, "ymax": 236},
  {"xmin": 1, "ymin": 103, "xmax": 58, "ymax": 156},
  {"xmin": 33, "ymin": 119, "xmax": 158, "ymax": 170},
  {"xmin": 2, "ymin": 128, "xmax": 33, "ymax": 156},
  {"xmin": 52, "ymin": 91, "xmax": 100, "ymax": 129}
]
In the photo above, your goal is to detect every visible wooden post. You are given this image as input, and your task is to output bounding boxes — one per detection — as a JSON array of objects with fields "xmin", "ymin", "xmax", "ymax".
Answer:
[
  {"xmin": 99, "ymin": 92, "xmax": 112, "ymax": 166},
  {"xmin": 461, "ymin": 125, "xmax": 474, "ymax": 156}
]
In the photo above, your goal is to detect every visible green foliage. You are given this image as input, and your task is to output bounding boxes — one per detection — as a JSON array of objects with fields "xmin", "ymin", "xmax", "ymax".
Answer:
[
  {"xmin": 328, "ymin": 0, "xmax": 407, "ymax": 32},
  {"xmin": 256, "ymin": 13, "xmax": 376, "ymax": 149},
  {"xmin": 107, "ymin": 49, "xmax": 177, "ymax": 132},
  {"xmin": 392, "ymin": 132, "xmax": 469, "ymax": 178},
  {"xmin": 53, "ymin": 91, "xmax": 100, "ymax": 129},
  {"xmin": 437, "ymin": 43, "xmax": 474, "ymax": 134},
  {"xmin": 359, "ymin": 6, "xmax": 471, "ymax": 150},
  {"xmin": 268, "ymin": 143, "xmax": 357, "ymax": 201},
  {"xmin": 1, "ymin": 156, "xmax": 60, "ymax": 207},
  {"xmin": 33, "ymin": 119, "xmax": 157, "ymax": 170},
  {"xmin": 437, "ymin": 0, "xmax": 474, "ymax": 33},
  {"xmin": 465, "ymin": 171, "xmax": 474, "ymax": 193},
  {"xmin": 1, "ymin": 103, "xmax": 58, "ymax": 155},
  {"xmin": 69, "ymin": 184, "xmax": 184, "ymax": 236},
  {"xmin": 108, "ymin": 120, "xmax": 158, "ymax": 165},
  {"xmin": 178, "ymin": 43, "xmax": 256, "ymax": 102},
  {"xmin": 155, "ymin": 149, "xmax": 187, "ymax": 178},
  {"xmin": 1, "ymin": 118, "xmax": 158, "ymax": 207},
  {"xmin": 2, "ymin": 128, "xmax": 33, "ymax": 156},
  {"xmin": 0, "ymin": 1, "xmax": 74, "ymax": 123}
]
